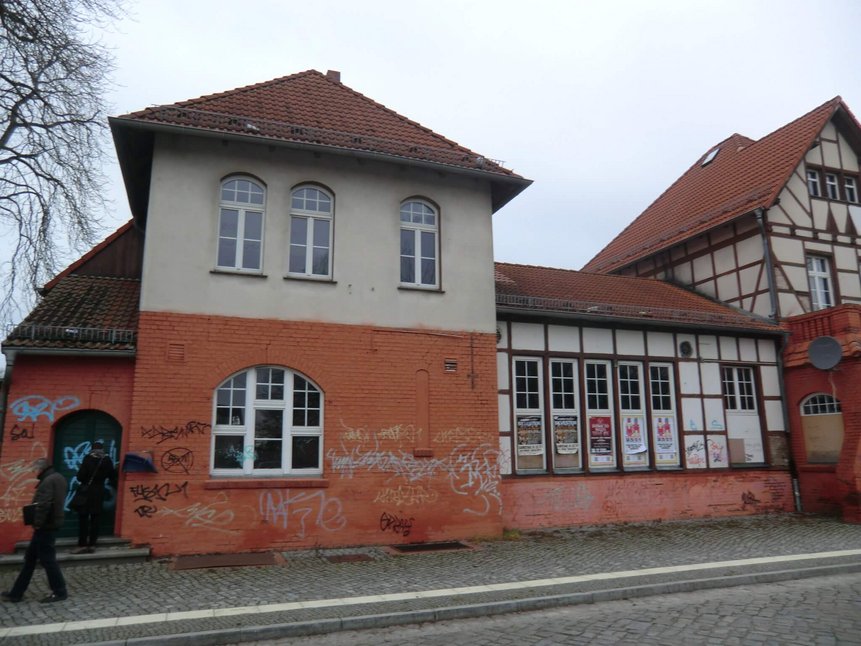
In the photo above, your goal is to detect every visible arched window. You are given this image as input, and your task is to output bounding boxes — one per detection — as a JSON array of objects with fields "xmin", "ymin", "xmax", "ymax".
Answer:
[
  {"xmin": 801, "ymin": 393, "xmax": 841, "ymax": 415},
  {"xmin": 217, "ymin": 177, "xmax": 265, "ymax": 272},
  {"xmin": 211, "ymin": 366, "xmax": 323, "ymax": 475},
  {"xmin": 400, "ymin": 199, "xmax": 438, "ymax": 287},
  {"xmin": 289, "ymin": 186, "xmax": 333, "ymax": 278}
]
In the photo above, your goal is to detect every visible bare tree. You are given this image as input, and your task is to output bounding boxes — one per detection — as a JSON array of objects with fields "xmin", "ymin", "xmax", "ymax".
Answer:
[{"xmin": 0, "ymin": 0, "xmax": 125, "ymax": 325}]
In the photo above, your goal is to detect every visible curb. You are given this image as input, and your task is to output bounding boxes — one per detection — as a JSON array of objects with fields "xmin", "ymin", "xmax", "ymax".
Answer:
[{"xmin": 89, "ymin": 560, "xmax": 861, "ymax": 646}]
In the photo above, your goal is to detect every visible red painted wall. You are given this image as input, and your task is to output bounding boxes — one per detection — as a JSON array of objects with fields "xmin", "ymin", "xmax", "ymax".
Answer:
[
  {"xmin": 501, "ymin": 470, "xmax": 794, "ymax": 529},
  {"xmin": 123, "ymin": 312, "xmax": 501, "ymax": 556},
  {"xmin": 0, "ymin": 356, "xmax": 134, "ymax": 552}
]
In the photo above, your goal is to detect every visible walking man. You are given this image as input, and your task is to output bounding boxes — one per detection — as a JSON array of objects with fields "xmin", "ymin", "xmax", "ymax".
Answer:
[
  {"xmin": 2, "ymin": 457, "xmax": 68, "ymax": 603},
  {"xmin": 72, "ymin": 440, "xmax": 117, "ymax": 554}
]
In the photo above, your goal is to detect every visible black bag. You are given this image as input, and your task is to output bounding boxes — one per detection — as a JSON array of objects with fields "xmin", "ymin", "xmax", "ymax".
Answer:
[
  {"xmin": 69, "ymin": 485, "xmax": 89, "ymax": 512},
  {"xmin": 22, "ymin": 503, "xmax": 37, "ymax": 526}
]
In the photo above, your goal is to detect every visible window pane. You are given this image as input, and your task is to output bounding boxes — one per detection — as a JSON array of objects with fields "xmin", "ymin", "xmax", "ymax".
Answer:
[
  {"xmin": 313, "ymin": 219, "xmax": 330, "ymax": 247},
  {"xmin": 244, "ymin": 211, "xmax": 263, "ymax": 240},
  {"xmin": 312, "ymin": 248, "xmax": 329, "ymax": 275},
  {"xmin": 254, "ymin": 439, "xmax": 281, "ymax": 469},
  {"xmin": 290, "ymin": 245, "xmax": 307, "ymax": 273},
  {"xmin": 292, "ymin": 436, "xmax": 320, "ymax": 469},
  {"xmin": 421, "ymin": 231, "xmax": 436, "ymax": 258},
  {"xmin": 217, "ymin": 238, "xmax": 236, "ymax": 267},
  {"xmin": 421, "ymin": 258, "xmax": 436, "ymax": 285},
  {"xmin": 400, "ymin": 229, "xmax": 415, "ymax": 255},
  {"xmin": 242, "ymin": 240, "xmax": 261, "ymax": 269},
  {"xmin": 291, "ymin": 216, "xmax": 308, "ymax": 244},
  {"xmin": 255, "ymin": 409, "xmax": 283, "ymax": 439},
  {"xmin": 219, "ymin": 209, "xmax": 239, "ymax": 236},
  {"xmin": 213, "ymin": 436, "xmax": 245, "ymax": 469}
]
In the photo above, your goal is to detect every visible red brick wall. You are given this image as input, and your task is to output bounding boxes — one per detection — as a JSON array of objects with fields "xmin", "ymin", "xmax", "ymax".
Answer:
[
  {"xmin": 501, "ymin": 470, "xmax": 794, "ymax": 529},
  {"xmin": 124, "ymin": 312, "xmax": 501, "ymax": 556},
  {"xmin": 784, "ymin": 360, "xmax": 861, "ymax": 518},
  {"xmin": 0, "ymin": 355, "xmax": 134, "ymax": 552}
]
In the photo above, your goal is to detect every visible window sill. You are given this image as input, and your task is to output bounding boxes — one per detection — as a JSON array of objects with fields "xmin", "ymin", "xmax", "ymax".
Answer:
[
  {"xmin": 283, "ymin": 275, "xmax": 337, "ymax": 284},
  {"xmin": 398, "ymin": 285, "xmax": 445, "ymax": 294},
  {"xmin": 210, "ymin": 269, "xmax": 268, "ymax": 278},
  {"xmin": 204, "ymin": 478, "xmax": 329, "ymax": 489}
]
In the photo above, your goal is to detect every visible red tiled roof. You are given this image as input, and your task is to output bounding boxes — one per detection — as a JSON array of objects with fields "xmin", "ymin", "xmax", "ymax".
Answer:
[
  {"xmin": 116, "ymin": 69, "xmax": 520, "ymax": 179},
  {"xmin": 4, "ymin": 276, "xmax": 139, "ymax": 351},
  {"xmin": 584, "ymin": 97, "xmax": 849, "ymax": 273},
  {"xmin": 495, "ymin": 262, "xmax": 780, "ymax": 332}
]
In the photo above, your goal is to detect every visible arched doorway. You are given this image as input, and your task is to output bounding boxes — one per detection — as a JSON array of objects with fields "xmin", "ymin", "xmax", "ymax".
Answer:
[
  {"xmin": 53, "ymin": 411, "xmax": 122, "ymax": 539},
  {"xmin": 800, "ymin": 393, "xmax": 844, "ymax": 464}
]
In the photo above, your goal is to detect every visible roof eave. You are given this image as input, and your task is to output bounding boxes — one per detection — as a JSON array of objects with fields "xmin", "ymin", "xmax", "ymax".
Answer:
[
  {"xmin": 2, "ymin": 346, "xmax": 136, "ymax": 359},
  {"xmin": 109, "ymin": 117, "xmax": 532, "ymax": 216}
]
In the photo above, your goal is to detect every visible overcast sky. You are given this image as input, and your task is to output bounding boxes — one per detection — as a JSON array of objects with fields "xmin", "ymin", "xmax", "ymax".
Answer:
[{"xmin": 95, "ymin": 0, "xmax": 861, "ymax": 271}]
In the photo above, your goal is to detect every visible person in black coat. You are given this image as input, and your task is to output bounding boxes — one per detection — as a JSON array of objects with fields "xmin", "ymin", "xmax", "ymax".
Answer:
[
  {"xmin": 2, "ymin": 458, "xmax": 68, "ymax": 603},
  {"xmin": 71, "ymin": 440, "xmax": 118, "ymax": 554}
]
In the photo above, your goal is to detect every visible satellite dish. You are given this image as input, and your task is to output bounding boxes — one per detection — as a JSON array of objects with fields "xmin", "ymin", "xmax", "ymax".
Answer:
[{"xmin": 808, "ymin": 336, "xmax": 842, "ymax": 370}]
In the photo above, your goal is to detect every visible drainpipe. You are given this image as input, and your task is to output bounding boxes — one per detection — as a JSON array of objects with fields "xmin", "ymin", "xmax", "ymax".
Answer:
[
  {"xmin": 0, "ymin": 350, "xmax": 15, "ymax": 456},
  {"xmin": 755, "ymin": 208, "xmax": 801, "ymax": 511}
]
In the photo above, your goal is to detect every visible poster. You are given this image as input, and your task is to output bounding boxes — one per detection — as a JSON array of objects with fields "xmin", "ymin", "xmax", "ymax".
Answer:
[
  {"xmin": 652, "ymin": 415, "xmax": 680, "ymax": 466},
  {"xmin": 588, "ymin": 416, "xmax": 614, "ymax": 466},
  {"xmin": 622, "ymin": 416, "xmax": 648, "ymax": 467},
  {"xmin": 707, "ymin": 435, "xmax": 728, "ymax": 468},
  {"xmin": 516, "ymin": 415, "xmax": 544, "ymax": 456},
  {"xmin": 684, "ymin": 435, "xmax": 707, "ymax": 469},
  {"xmin": 553, "ymin": 415, "xmax": 579, "ymax": 454}
]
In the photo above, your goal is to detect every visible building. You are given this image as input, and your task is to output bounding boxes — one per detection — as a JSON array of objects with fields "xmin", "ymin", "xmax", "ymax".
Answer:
[{"xmin": 583, "ymin": 97, "xmax": 861, "ymax": 521}]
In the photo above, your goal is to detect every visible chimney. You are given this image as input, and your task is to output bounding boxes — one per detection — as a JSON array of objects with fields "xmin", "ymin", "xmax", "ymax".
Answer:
[{"xmin": 326, "ymin": 70, "xmax": 341, "ymax": 83}]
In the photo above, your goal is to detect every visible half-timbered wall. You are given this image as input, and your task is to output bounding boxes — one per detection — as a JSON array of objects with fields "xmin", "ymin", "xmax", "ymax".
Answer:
[{"xmin": 496, "ymin": 320, "xmax": 787, "ymax": 476}]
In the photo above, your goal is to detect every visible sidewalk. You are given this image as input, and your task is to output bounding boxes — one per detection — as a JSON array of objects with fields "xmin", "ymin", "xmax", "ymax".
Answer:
[{"xmin": 2, "ymin": 513, "xmax": 861, "ymax": 646}]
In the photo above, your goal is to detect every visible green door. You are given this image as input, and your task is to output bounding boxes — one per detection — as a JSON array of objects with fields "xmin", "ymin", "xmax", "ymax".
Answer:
[{"xmin": 53, "ymin": 411, "xmax": 122, "ymax": 539}]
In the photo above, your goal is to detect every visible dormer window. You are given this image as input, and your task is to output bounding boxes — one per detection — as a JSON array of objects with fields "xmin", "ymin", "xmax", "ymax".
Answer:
[{"xmin": 701, "ymin": 147, "xmax": 720, "ymax": 166}]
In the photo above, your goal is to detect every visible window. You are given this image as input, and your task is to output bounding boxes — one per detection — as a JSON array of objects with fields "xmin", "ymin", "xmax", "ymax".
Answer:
[
  {"xmin": 722, "ymin": 366, "xmax": 756, "ymax": 412},
  {"xmin": 825, "ymin": 173, "xmax": 839, "ymax": 200},
  {"xmin": 550, "ymin": 360, "xmax": 580, "ymax": 470},
  {"xmin": 400, "ymin": 200, "xmax": 438, "ymax": 287},
  {"xmin": 513, "ymin": 358, "xmax": 545, "ymax": 471},
  {"xmin": 289, "ymin": 186, "xmax": 333, "ymax": 278},
  {"xmin": 845, "ymin": 177, "xmax": 858, "ymax": 203},
  {"xmin": 649, "ymin": 365, "xmax": 673, "ymax": 412},
  {"xmin": 801, "ymin": 393, "xmax": 841, "ymax": 415},
  {"xmin": 806, "ymin": 169, "xmax": 821, "ymax": 197},
  {"xmin": 618, "ymin": 362, "xmax": 648, "ymax": 469},
  {"xmin": 806, "ymin": 255, "xmax": 834, "ymax": 310},
  {"xmin": 217, "ymin": 178, "xmax": 265, "ymax": 272},
  {"xmin": 649, "ymin": 364, "xmax": 680, "ymax": 468},
  {"xmin": 585, "ymin": 360, "xmax": 615, "ymax": 469},
  {"xmin": 212, "ymin": 366, "xmax": 323, "ymax": 475}
]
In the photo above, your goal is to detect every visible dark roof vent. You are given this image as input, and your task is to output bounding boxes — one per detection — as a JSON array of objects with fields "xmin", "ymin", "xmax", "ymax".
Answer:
[{"xmin": 326, "ymin": 70, "xmax": 341, "ymax": 83}]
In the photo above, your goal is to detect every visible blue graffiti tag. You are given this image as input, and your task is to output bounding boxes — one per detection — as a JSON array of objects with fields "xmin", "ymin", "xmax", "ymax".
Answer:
[{"xmin": 10, "ymin": 395, "xmax": 80, "ymax": 422}]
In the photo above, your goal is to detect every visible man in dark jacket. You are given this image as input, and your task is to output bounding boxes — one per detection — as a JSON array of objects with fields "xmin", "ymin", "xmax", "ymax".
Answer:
[
  {"xmin": 2, "ymin": 458, "xmax": 68, "ymax": 603},
  {"xmin": 71, "ymin": 440, "xmax": 117, "ymax": 554}
]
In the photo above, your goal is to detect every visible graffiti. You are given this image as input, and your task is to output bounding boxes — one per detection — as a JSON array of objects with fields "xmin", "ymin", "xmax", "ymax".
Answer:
[
  {"xmin": 158, "ymin": 492, "xmax": 237, "ymax": 533},
  {"xmin": 379, "ymin": 511, "xmax": 415, "ymax": 537},
  {"xmin": 432, "ymin": 427, "xmax": 482, "ymax": 444},
  {"xmin": 9, "ymin": 395, "xmax": 79, "ymax": 422},
  {"xmin": 0, "ymin": 453, "xmax": 43, "ymax": 507},
  {"xmin": 129, "ymin": 481, "xmax": 188, "ymax": 503},
  {"xmin": 62, "ymin": 439, "xmax": 118, "ymax": 473},
  {"xmin": 374, "ymin": 485, "xmax": 438, "ymax": 506},
  {"xmin": 134, "ymin": 505, "xmax": 157, "ymax": 518},
  {"xmin": 0, "ymin": 508, "xmax": 23, "ymax": 523},
  {"xmin": 741, "ymin": 491, "xmax": 761, "ymax": 506},
  {"xmin": 226, "ymin": 445, "xmax": 256, "ymax": 464},
  {"xmin": 10, "ymin": 424, "xmax": 35, "ymax": 441},
  {"xmin": 339, "ymin": 420, "xmax": 371, "ymax": 444},
  {"xmin": 140, "ymin": 421, "xmax": 210, "ymax": 444},
  {"xmin": 685, "ymin": 440, "xmax": 706, "ymax": 466},
  {"xmin": 327, "ymin": 438, "xmax": 501, "ymax": 517},
  {"xmin": 161, "ymin": 448, "xmax": 194, "ymax": 474},
  {"xmin": 259, "ymin": 490, "xmax": 346, "ymax": 538},
  {"xmin": 377, "ymin": 424, "xmax": 421, "ymax": 444}
]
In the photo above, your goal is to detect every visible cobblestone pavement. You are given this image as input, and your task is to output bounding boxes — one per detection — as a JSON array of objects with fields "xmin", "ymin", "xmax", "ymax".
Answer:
[
  {"xmin": 1, "ymin": 514, "xmax": 861, "ymax": 644},
  {"xmin": 263, "ymin": 572, "xmax": 861, "ymax": 646}
]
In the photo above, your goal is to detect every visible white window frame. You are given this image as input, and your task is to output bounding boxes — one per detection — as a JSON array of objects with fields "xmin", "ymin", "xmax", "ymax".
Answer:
[
  {"xmin": 549, "ymin": 359, "xmax": 580, "ymax": 471},
  {"xmin": 806, "ymin": 255, "xmax": 834, "ymax": 311},
  {"xmin": 399, "ymin": 200, "xmax": 439, "ymax": 288},
  {"xmin": 288, "ymin": 185, "xmax": 334, "ymax": 279},
  {"xmin": 513, "ymin": 357, "xmax": 545, "ymax": 472},
  {"xmin": 806, "ymin": 169, "xmax": 821, "ymax": 197},
  {"xmin": 801, "ymin": 393, "xmax": 841, "ymax": 415},
  {"xmin": 211, "ymin": 366, "xmax": 323, "ymax": 476},
  {"xmin": 618, "ymin": 361, "xmax": 648, "ymax": 469},
  {"xmin": 825, "ymin": 173, "xmax": 839, "ymax": 200},
  {"xmin": 217, "ymin": 177, "xmax": 265, "ymax": 272},
  {"xmin": 585, "ymin": 360, "xmax": 615, "ymax": 469},
  {"xmin": 722, "ymin": 366, "xmax": 757, "ymax": 413},
  {"xmin": 844, "ymin": 176, "xmax": 858, "ymax": 203},
  {"xmin": 648, "ymin": 363, "xmax": 680, "ymax": 468}
]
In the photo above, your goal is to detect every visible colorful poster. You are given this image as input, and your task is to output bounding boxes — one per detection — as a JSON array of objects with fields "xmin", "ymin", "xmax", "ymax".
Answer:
[
  {"xmin": 707, "ymin": 435, "xmax": 728, "ymax": 468},
  {"xmin": 622, "ymin": 416, "xmax": 648, "ymax": 467},
  {"xmin": 516, "ymin": 415, "xmax": 544, "ymax": 456},
  {"xmin": 588, "ymin": 416, "xmax": 614, "ymax": 466},
  {"xmin": 684, "ymin": 435, "xmax": 707, "ymax": 469},
  {"xmin": 553, "ymin": 415, "xmax": 579, "ymax": 454},
  {"xmin": 653, "ymin": 415, "xmax": 679, "ymax": 466}
]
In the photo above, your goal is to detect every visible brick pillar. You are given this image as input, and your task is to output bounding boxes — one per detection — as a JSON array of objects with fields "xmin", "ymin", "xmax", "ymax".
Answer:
[{"xmin": 838, "ymin": 410, "xmax": 861, "ymax": 523}]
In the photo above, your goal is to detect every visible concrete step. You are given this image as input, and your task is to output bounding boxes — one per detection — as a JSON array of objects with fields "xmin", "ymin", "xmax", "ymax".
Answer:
[{"xmin": 0, "ymin": 537, "xmax": 150, "ymax": 569}]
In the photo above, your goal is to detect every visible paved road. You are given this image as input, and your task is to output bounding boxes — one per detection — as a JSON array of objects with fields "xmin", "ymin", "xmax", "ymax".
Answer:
[{"xmin": 257, "ymin": 572, "xmax": 861, "ymax": 646}]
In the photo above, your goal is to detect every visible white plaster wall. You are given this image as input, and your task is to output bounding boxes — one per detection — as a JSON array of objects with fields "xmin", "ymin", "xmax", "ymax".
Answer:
[
  {"xmin": 835, "ymin": 246, "xmax": 858, "ymax": 271},
  {"xmin": 677, "ymin": 333, "xmax": 697, "ymax": 358},
  {"xmin": 764, "ymin": 400, "xmax": 785, "ymax": 432},
  {"xmin": 779, "ymin": 292, "xmax": 804, "ymax": 318},
  {"xmin": 673, "ymin": 261, "xmax": 693, "ymax": 285},
  {"xmin": 141, "ymin": 135, "xmax": 497, "ymax": 331},
  {"xmin": 771, "ymin": 237, "xmax": 804, "ymax": 262},
  {"xmin": 739, "ymin": 338, "xmax": 758, "ymax": 362},
  {"xmin": 757, "ymin": 339, "xmax": 777, "ymax": 363},
  {"xmin": 698, "ymin": 335, "xmax": 719, "ymax": 359},
  {"xmin": 839, "ymin": 132, "xmax": 860, "ymax": 172},
  {"xmin": 719, "ymin": 336, "xmax": 738, "ymax": 360},
  {"xmin": 547, "ymin": 325, "xmax": 580, "ymax": 352},
  {"xmin": 736, "ymin": 235, "xmax": 763, "ymax": 267},
  {"xmin": 498, "ymin": 394, "xmax": 511, "ymax": 434},
  {"xmin": 678, "ymin": 362, "xmax": 701, "ymax": 394},
  {"xmin": 692, "ymin": 255, "xmax": 713, "ymax": 283},
  {"xmin": 699, "ymin": 363, "xmax": 722, "ymax": 395},
  {"xmin": 647, "ymin": 332, "xmax": 674, "ymax": 357},
  {"xmin": 716, "ymin": 273, "xmax": 740, "ymax": 302},
  {"xmin": 713, "ymin": 246, "xmax": 735, "ymax": 274},
  {"xmin": 497, "ymin": 352, "xmax": 510, "ymax": 390},
  {"xmin": 615, "ymin": 329, "xmax": 644, "ymax": 356},
  {"xmin": 497, "ymin": 322, "xmax": 509, "ymax": 348},
  {"xmin": 582, "ymin": 328, "xmax": 613, "ymax": 354},
  {"xmin": 760, "ymin": 365, "xmax": 781, "ymax": 397},
  {"xmin": 822, "ymin": 140, "xmax": 841, "ymax": 169},
  {"xmin": 838, "ymin": 271, "xmax": 861, "ymax": 299},
  {"xmin": 782, "ymin": 264, "xmax": 809, "ymax": 294},
  {"xmin": 511, "ymin": 322, "xmax": 545, "ymax": 350},
  {"xmin": 739, "ymin": 265, "xmax": 760, "ymax": 295}
]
